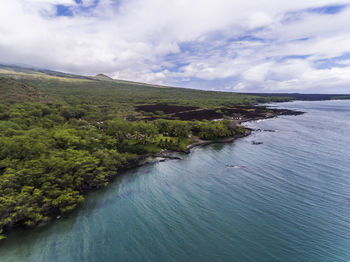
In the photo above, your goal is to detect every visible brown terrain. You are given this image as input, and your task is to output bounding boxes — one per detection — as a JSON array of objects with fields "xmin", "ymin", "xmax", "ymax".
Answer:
[{"xmin": 135, "ymin": 104, "xmax": 303, "ymax": 122}]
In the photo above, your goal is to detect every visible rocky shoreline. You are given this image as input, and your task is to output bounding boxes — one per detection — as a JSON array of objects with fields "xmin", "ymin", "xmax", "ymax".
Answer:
[{"xmin": 132, "ymin": 106, "xmax": 303, "ymax": 166}]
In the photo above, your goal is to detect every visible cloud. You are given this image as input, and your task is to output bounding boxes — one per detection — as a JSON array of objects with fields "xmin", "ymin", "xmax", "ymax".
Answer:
[{"xmin": 0, "ymin": 0, "xmax": 350, "ymax": 93}]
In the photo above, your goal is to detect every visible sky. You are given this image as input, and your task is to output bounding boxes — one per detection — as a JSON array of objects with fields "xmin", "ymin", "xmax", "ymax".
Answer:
[{"xmin": 1, "ymin": 0, "xmax": 350, "ymax": 93}]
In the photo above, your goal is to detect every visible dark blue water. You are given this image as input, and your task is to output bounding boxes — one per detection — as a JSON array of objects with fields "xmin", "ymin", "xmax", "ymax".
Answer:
[{"xmin": 1, "ymin": 100, "xmax": 350, "ymax": 262}]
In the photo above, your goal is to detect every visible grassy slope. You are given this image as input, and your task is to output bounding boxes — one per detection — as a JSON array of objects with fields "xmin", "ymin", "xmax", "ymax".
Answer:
[
  {"xmin": 1, "ymin": 64, "xmax": 349, "ymax": 105},
  {"xmin": 0, "ymin": 77, "xmax": 50, "ymax": 104},
  {"xmin": 0, "ymin": 65, "xmax": 292, "ymax": 116}
]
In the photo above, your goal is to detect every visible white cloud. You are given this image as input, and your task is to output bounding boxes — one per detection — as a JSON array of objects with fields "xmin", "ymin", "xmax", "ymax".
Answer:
[
  {"xmin": 242, "ymin": 62, "xmax": 274, "ymax": 83},
  {"xmin": 247, "ymin": 12, "xmax": 273, "ymax": 29},
  {"xmin": 0, "ymin": 0, "xmax": 350, "ymax": 92}
]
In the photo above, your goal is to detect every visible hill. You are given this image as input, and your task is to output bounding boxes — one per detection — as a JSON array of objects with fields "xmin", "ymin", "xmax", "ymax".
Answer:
[{"xmin": 94, "ymin": 73, "xmax": 113, "ymax": 80}]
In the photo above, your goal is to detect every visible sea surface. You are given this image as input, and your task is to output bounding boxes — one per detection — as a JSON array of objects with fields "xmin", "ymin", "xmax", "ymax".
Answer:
[{"xmin": 1, "ymin": 100, "xmax": 350, "ymax": 262}]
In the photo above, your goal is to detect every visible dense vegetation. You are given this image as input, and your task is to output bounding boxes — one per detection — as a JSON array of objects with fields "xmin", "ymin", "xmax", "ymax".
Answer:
[{"xmin": 0, "ymin": 102, "xmax": 244, "ymax": 238}]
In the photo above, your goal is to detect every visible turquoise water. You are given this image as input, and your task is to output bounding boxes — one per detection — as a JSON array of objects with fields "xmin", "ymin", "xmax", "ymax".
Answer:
[{"xmin": 1, "ymin": 100, "xmax": 350, "ymax": 262}]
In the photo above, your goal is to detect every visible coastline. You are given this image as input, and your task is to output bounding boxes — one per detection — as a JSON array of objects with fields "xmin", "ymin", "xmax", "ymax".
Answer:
[
  {"xmin": 120, "ymin": 106, "xmax": 304, "ymax": 168},
  {"xmin": 0, "ymin": 105, "xmax": 304, "ymax": 240}
]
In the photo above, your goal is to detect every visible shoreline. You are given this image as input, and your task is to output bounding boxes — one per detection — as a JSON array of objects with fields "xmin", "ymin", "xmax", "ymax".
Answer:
[
  {"xmin": 121, "ymin": 106, "xmax": 303, "ymax": 167},
  {"xmin": 143, "ymin": 106, "xmax": 304, "ymax": 162},
  {"xmin": 0, "ymin": 106, "xmax": 303, "ymax": 240}
]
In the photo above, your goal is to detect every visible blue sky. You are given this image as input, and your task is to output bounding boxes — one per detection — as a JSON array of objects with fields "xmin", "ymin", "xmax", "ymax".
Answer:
[{"xmin": 1, "ymin": 0, "xmax": 350, "ymax": 93}]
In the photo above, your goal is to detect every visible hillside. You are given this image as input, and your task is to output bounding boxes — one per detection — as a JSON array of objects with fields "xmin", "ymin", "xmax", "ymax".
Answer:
[
  {"xmin": 0, "ymin": 65, "xmax": 293, "ymax": 118},
  {"xmin": 0, "ymin": 77, "xmax": 49, "ymax": 104},
  {"xmin": 94, "ymin": 74, "xmax": 113, "ymax": 80}
]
